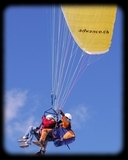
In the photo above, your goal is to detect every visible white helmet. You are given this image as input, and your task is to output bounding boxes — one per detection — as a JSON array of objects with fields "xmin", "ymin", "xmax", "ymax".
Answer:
[
  {"xmin": 46, "ymin": 114, "xmax": 55, "ymax": 120},
  {"xmin": 65, "ymin": 113, "xmax": 72, "ymax": 120}
]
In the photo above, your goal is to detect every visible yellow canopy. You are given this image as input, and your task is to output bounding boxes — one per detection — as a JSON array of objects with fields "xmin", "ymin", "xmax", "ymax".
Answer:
[{"xmin": 61, "ymin": 5, "xmax": 117, "ymax": 54}]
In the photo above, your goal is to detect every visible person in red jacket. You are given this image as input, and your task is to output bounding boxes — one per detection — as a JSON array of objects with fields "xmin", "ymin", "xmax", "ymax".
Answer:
[
  {"xmin": 33, "ymin": 114, "xmax": 56, "ymax": 152},
  {"xmin": 17, "ymin": 114, "xmax": 56, "ymax": 150}
]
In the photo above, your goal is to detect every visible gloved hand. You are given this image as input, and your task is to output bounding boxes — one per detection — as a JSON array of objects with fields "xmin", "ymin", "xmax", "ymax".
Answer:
[{"xmin": 58, "ymin": 109, "xmax": 64, "ymax": 116}]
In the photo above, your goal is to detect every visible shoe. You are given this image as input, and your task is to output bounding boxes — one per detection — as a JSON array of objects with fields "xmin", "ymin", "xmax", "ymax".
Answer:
[
  {"xmin": 35, "ymin": 151, "xmax": 42, "ymax": 155},
  {"xmin": 41, "ymin": 149, "xmax": 45, "ymax": 154},
  {"xmin": 33, "ymin": 140, "xmax": 42, "ymax": 147},
  {"xmin": 35, "ymin": 150, "xmax": 45, "ymax": 155},
  {"xmin": 18, "ymin": 137, "xmax": 27, "ymax": 142},
  {"xmin": 20, "ymin": 142, "xmax": 29, "ymax": 148}
]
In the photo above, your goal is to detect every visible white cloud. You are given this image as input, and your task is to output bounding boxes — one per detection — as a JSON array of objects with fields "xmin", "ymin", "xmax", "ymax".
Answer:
[
  {"xmin": 4, "ymin": 89, "xmax": 41, "ymax": 141},
  {"xmin": 69, "ymin": 104, "xmax": 90, "ymax": 129},
  {"xmin": 4, "ymin": 89, "xmax": 28, "ymax": 124}
]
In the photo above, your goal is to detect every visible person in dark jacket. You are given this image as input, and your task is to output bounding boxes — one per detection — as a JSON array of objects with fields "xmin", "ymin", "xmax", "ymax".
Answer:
[{"xmin": 52, "ymin": 109, "xmax": 75, "ymax": 147}]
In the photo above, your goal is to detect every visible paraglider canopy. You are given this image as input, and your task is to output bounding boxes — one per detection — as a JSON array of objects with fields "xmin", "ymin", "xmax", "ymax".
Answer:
[
  {"xmin": 50, "ymin": 5, "xmax": 117, "ymax": 111},
  {"xmin": 61, "ymin": 5, "xmax": 117, "ymax": 54}
]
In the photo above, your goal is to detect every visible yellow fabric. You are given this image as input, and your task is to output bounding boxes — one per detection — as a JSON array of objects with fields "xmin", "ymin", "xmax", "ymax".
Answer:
[{"xmin": 61, "ymin": 5, "xmax": 117, "ymax": 54}]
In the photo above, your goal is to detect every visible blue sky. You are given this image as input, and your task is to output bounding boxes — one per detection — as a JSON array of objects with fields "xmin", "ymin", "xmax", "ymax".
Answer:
[{"xmin": 3, "ymin": 5, "xmax": 123, "ymax": 156}]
